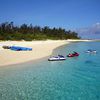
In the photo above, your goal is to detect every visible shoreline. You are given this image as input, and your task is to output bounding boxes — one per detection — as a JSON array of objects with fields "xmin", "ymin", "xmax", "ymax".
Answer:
[
  {"xmin": 0, "ymin": 40, "xmax": 69, "ymax": 67},
  {"xmin": 0, "ymin": 39, "xmax": 96, "ymax": 67}
]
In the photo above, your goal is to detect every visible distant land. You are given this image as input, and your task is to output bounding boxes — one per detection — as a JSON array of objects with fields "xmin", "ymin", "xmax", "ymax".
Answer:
[
  {"xmin": 0, "ymin": 22, "xmax": 80, "ymax": 40},
  {"xmin": 76, "ymin": 23, "xmax": 100, "ymax": 39}
]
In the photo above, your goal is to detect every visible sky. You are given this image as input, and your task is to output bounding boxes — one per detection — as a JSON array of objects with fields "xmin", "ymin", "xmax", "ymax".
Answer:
[{"xmin": 0, "ymin": 0, "xmax": 100, "ymax": 30}]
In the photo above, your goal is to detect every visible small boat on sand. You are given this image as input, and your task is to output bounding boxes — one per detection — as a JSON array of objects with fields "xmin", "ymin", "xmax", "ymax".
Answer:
[
  {"xmin": 48, "ymin": 55, "xmax": 66, "ymax": 61},
  {"xmin": 67, "ymin": 52, "xmax": 79, "ymax": 57},
  {"xmin": 10, "ymin": 46, "xmax": 32, "ymax": 51},
  {"xmin": 2, "ymin": 45, "xmax": 11, "ymax": 49}
]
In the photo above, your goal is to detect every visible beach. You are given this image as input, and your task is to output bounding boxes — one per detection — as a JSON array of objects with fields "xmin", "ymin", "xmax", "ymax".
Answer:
[
  {"xmin": 0, "ymin": 40, "xmax": 70, "ymax": 66},
  {"xmin": 0, "ymin": 39, "xmax": 93, "ymax": 66}
]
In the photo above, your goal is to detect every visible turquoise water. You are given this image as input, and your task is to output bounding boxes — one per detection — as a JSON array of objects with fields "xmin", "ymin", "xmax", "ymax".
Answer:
[{"xmin": 0, "ymin": 42, "xmax": 100, "ymax": 100}]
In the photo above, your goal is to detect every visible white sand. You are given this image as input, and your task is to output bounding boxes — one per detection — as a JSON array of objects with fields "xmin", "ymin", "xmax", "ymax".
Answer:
[
  {"xmin": 0, "ymin": 40, "xmax": 69, "ymax": 66},
  {"xmin": 67, "ymin": 39, "xmax": 93, "ymax": 42},
  {"xmin": 0, "ymin": 39, "xmax": 93, "ymax": 66}
]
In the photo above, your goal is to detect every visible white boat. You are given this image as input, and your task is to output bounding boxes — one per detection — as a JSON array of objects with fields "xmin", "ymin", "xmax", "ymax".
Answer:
[
  {"xmin": 86, "ymin": 49, "xmax": 97, "ymax": 53},
  {"xmin": 48, "ymin": 55, "xmax": 66, "ymax": 61}
]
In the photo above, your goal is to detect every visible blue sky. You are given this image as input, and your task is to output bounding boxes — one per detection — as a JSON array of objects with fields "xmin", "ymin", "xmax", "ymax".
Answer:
[{"xmin": 0, "ymin": 0, "xmax": 100, "ymax": 29}]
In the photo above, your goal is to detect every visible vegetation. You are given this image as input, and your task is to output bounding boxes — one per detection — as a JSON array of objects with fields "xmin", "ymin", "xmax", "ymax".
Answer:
[{"xmin": 0, "ymin": 22, "xmax": 80, "ymax": 41}]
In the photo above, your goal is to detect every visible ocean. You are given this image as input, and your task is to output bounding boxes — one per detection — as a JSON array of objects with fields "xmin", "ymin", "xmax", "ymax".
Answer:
[{"xmin": 0, "ymin": 42, "xmax": 100, "ymax": 100}]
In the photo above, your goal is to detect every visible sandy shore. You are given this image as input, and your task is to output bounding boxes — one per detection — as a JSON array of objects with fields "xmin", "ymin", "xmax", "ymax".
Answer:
[
  {"xmin": 0, "ymin": 39, "xmax": 94, "ymax": 66},
  {"xmin": 0, "ymin": 40, "xmax": 70, "ymax": 66}
]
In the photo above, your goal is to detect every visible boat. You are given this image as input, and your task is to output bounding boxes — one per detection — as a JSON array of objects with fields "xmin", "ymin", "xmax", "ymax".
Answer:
[
  {"xmin": 67, "ymin": 52, "xmax": 79, "ymax": 57},
  {"xmin": 2, "ymin": 45, "xmax": 11, "ymax": 49},
  {"xmin": 10, "ymin": 46, "xmax": 32, "ymax": 51},
  {"xmin": 48, "ymin": 55, "xmax": 66, "ymax": 61},
  {"xmin": 86, "ymin": 49, "xmax": 97, "ymax": 53}
]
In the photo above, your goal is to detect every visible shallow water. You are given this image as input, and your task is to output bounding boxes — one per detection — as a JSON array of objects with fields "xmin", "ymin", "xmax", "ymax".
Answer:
[{"xmin": 0, "ymin": 42, "xmax": 100, "ymax": 100}]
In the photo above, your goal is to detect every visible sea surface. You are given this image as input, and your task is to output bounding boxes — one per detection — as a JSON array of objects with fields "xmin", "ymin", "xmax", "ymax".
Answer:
[{"xmin": 0, "ymin": 42, "xmax": 100, "ymax": 100}]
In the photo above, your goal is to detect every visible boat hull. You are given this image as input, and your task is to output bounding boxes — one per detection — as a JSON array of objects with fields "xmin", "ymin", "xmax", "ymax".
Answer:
[{"xmin": 48, "ymin": 59, "xmax": 66, "ymax": 61}]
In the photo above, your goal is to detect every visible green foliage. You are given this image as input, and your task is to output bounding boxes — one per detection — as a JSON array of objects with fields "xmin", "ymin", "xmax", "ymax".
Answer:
[{"xmin": 0, "ymin": 22, "xmax": 80, "ymax": 40}]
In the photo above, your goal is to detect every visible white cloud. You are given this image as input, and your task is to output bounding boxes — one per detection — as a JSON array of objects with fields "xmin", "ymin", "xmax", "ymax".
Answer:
[{"xmin": 75, "ymin": 23, "xmax": 100, "ymax": 39}]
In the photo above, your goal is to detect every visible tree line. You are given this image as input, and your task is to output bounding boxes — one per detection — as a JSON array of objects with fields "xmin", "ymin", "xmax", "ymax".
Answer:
[{"xmin": 0, "ymin": 22, "xmax": 80, "ymax": 40}]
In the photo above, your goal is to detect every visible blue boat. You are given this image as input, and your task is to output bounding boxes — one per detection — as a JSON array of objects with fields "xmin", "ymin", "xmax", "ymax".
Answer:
[{"xmin": 10, "ymin": 46, "xmax": 32, "ymax": 51}]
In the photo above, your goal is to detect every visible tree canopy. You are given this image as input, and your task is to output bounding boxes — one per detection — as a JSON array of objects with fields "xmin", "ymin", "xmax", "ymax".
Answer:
[{"xmin": 0, "ymin": 22, "xmax": 80, "ymax": 40}]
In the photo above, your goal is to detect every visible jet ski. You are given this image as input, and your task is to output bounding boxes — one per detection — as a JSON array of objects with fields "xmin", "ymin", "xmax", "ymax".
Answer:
[
  {"xmin": 48, "ymin": 55, "xmax": 66, "ymax": 61},
  {"xmin": 86, "ymin": 49, "xmax": 97, "ymax": 53},
  {"xmin": 67, "ymin": 52, "xmax": 79, "ymax": 57}
]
